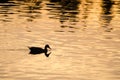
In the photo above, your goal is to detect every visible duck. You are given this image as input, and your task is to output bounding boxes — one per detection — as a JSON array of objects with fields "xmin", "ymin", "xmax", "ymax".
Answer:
[{"xmin": 28, "ymin": 44, "xmax": 51, "ymax": 57}]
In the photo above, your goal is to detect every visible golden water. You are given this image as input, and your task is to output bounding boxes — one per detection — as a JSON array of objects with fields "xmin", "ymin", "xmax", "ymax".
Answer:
[{"xmin": 0, "ymin": 0, "xmax": 120, "ymax": 80}]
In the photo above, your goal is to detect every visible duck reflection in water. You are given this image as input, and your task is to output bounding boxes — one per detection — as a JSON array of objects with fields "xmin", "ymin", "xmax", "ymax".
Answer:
[{"xmin": 28, "ymin": 44, "xmax": 51, "ymax": 57}]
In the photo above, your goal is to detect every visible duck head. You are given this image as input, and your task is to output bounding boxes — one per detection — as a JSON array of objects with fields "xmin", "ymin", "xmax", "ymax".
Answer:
[
  {"xmin": 44, "ymin": 44, "xmax": 51, "ymax": 57},
  {"xmin": 45, "ymin": 44, "xmax": 51, "ymax": 50}
]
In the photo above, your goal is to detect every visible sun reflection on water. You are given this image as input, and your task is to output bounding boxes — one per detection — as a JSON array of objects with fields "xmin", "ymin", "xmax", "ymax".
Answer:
[{"xmin": 0, "ymin": 0, "xmax": 120, "ymax": 80}]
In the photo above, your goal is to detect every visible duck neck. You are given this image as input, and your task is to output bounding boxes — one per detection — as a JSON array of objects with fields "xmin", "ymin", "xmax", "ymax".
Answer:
[{"xmin": 44, "ymin": 48, "xmax": 48, "ymax": 56}]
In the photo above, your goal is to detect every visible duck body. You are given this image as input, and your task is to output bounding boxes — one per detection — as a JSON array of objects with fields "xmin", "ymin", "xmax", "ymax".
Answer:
[
  {"xmin": 28, "ymin": 44, "xmax": 51, "ymax": 57},
  {"xmin": 29, "ymin": 47, "xmax": 46, "ymax": 54}
]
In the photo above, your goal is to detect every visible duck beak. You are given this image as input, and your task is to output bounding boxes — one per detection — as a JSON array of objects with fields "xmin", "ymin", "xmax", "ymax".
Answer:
[{"xmin": 48, "ymin": 46, "xmax": 51, "ymax": 50}]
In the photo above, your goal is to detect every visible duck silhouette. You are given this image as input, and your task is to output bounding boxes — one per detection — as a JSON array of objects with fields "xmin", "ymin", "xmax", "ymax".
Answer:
[{"xmin": 28, "ymin": 44, "xmax": 51, "ymax": 57}]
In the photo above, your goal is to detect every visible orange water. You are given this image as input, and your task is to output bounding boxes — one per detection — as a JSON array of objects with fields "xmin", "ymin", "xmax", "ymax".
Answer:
[{"xmin": 0, "ymin": 0, "xmax": 120, "ymax": 80}]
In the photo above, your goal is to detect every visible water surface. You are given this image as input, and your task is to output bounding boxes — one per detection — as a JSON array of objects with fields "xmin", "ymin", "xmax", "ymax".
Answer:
[{"xmin": 0, "ymin": 0, "xmax": 120, "ymax": 80}]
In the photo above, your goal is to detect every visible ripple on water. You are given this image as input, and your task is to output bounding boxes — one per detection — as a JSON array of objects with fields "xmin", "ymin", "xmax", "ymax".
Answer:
[{"xmin": 0, "ymin": 0, "xmax": 120, "ymax": 80}]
